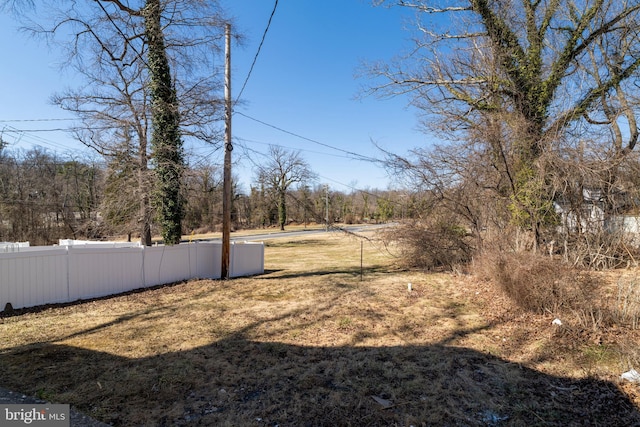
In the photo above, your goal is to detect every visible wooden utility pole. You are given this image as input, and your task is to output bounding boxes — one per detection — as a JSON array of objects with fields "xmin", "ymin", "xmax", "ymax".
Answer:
[{"xmin": 221, "ymin": 23, "xmax": 232, "ymax": 279}]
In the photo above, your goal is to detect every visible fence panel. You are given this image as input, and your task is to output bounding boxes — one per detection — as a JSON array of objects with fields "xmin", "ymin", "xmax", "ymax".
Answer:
[
  {"xmin": 0, "ymin": 248, "xmax": 68, "ymax": 310},
  {"xmin": 68, "ymin": 246, "xmax": 144, "ymax": 301},
  {"xmin": 231, "ymin": 242, "xmax": 265, "ymax": 277},
  {"xmin": 143, "ymin": 245, "xmax": 192, "ymax": 287},
  {"xmin": 190, "ymin": 242, "xmax": 221, "ymax": 279}
]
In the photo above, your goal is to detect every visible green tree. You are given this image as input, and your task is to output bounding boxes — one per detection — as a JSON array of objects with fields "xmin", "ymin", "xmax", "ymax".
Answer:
[{"xmin": 375, "ymin": 197, "xmax": 394, "ymax": 222}]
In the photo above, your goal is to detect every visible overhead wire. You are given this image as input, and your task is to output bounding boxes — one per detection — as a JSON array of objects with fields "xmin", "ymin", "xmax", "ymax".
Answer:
[
  {"xmin": 2, "ymin": 127, "xmax": 75, "ymax": 133},
  {"xmin": 0, "ymin": 2, "xmax": 147, "ymax": 155},
  {"xmin": 225, "ymin": 0, "xmax": 385, "ymax": 168},
  {"xmin": 217, "ymin": 0, "xmax": 391, "ymax": 195},
  {"xmin": 235, "ymin": 0, "xmax": 279, "ymax": 103},
  {"xmin": 0, "ymin": 118, "xmax": 75, "ymax": 123},
  {"xmin": 234, "ymin": 111, "xmax": 382, "ymax": 163},
  {"xmin": 234, "ymin": 138, "xmax": 395, "ymax": 203},
  {"xmin": 235, "ymin": 136, "xmax": 362, "ymax": 160},
  {"xmin": 1, "ymin": 125, "xmax": 80, "ymax": 152}
]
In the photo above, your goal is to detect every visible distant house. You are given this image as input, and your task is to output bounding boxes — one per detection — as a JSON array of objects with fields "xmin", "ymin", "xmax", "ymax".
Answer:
[
  {"xmin": 554, "ymin": 188, "xmax": 605, "ymax": 233},
  {"xmin": 554, "ymin": 187, "xmax": 640, "ymax": 242}
]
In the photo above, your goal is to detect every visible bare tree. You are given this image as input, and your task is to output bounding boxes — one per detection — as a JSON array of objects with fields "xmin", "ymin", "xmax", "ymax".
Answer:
[
  {"xmin": 0, "ymin": 148, "xmax": 104, "ymax": 245},
  {"xmin": 182, "ymin": 164, "xmax": 222, "ymax": 233},
  {"xmin": 51, "ymin": 51, "xmax": 155, "ymax": 243},
  {"xmin": 20, "ymin": 0, "xmax": 229, "ymax": 244},
  {"xmin": 370, "ymin": 0, "xmax": 640, "ymax": 248},
  {"xmin": 255, "ymin": 146, "xmax": 317, "ymax": 231},
  {"xmin": 100, "ymin": 132, "xmax": 146, "ymax": 242}
]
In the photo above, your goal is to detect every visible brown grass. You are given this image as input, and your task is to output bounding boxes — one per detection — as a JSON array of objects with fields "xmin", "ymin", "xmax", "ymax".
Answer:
[{"xmin": 1, "ymin": 231, "xmax": 640, "ymax": 426}]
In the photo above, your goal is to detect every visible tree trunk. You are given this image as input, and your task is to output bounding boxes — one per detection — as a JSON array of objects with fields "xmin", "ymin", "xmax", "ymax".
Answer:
[
  {"xmin": 278, "ymin": 190, "xmax": 286, "ymax": 231},
  {"xmin": 144, "ymin": 0, "xmax": 184, "ymax": 245}
]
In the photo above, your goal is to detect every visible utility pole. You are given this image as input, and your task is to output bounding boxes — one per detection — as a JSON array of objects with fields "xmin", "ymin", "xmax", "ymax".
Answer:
[{"xmin": 221, "ymin": 23, "xmax": 232, "ymax": 279}]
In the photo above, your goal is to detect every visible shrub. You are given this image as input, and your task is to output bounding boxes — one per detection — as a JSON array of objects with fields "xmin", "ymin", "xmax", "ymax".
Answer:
[
  {"xmin": 613, "ymin": 275, "xmax": 640, "ymax": 329},
  {"xmin": 566, "ymin": 230, "xmax": 640, "ymax": 270},
  {"xmin": 381, "ymin": 220, "xmax": 474, "ymax": 271},
  {"xmin": 474, "ymin": 250, "xmax": 602, "ymax": 317}
]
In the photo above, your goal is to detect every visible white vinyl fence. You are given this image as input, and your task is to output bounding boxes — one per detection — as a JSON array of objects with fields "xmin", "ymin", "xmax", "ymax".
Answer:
[{"xmin": 0, "ymin": 240, "xmax": 264, "ymax": 310}]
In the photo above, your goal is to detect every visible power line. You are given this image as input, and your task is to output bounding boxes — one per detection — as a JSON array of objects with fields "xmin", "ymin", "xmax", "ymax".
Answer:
[
  {"xmin": 234, "ymin": 111, "xmax": 381, "ymax": 163},
  {"xmin": 0, "ymin": 118, "xmax": 75, "ymax": 123},
  {"xmin": 2, "ymin": 127, "xmax": 74, "ymax": 133},
  {"xmin": 1, "ymin": 125, "xmax": 81, "ymax": 152},
  {"xmin": 1, "ymin": 124, "xmax": 117, "ymax": 133},
  {"xmin": 235, "ymin": 0, "xmax": 279, "ymax": 103},
  {"xmin": 235, "ymin": 139, "xmax": 396, "ymax": 201},
  {"xmin": 236, "ymin": 137, "xmax": 359, "ymax": 160}
]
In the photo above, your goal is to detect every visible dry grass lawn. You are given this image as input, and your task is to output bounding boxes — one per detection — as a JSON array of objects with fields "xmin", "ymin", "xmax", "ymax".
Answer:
[{"xmin": 1, "ymin": 231, "xmax": 640, "ymax": 426}]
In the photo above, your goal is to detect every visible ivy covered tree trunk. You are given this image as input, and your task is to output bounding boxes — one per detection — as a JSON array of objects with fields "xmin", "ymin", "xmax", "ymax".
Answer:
[
  {"xmin": 508, "ymin": 131, "xmax": 556, "ymax": 251},
  {"xmin": 277, "ymin": 189, "xmax": 286, "ymax": 231},
  {"xmin": 144, "ymin": 0, "xmax": 184, "ymax": 245}
]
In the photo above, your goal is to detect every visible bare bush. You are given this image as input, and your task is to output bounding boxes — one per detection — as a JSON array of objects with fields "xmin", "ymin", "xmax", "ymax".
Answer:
[
  {"xmin": 545, "ymin": 146, "xmax": 640, "ymax": 271},
  {"xmin": 562, "ymin": 230, "xmax": 640, "ymax": 270},
  {"xmin": 474, "ymin": 250, "xmax": 602, "ymax": 317},
  {"xmin": 382, "ymin": 220, "xmax": 474, "ymax": 271},
  {"xmin": 613, "ymin": 275, "xmax": 640, "ymax": 330}
]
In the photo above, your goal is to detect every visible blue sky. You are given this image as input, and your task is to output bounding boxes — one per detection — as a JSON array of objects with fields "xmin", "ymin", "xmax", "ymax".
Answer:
[{"xmin": 0, "ymin": 1, "xmax": 432, "ymax": 192}]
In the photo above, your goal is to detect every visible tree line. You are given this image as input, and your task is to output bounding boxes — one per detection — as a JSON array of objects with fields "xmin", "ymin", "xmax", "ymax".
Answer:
[{"xmin": 0, "ymin": 144, "xmax": 411, "ymax": 245}]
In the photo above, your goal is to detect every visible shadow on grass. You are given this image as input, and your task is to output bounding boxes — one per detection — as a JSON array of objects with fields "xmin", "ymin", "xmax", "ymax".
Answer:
[
  {"xmin": 259, "ymin": 265, "xmax": 392, "ymax": 281},
  {"xmin": 1, "ymin": 334, "xmax": 639, "ymax": 426},
  {"xmin": 265, "ymin": 239, "xmax": 328, "ymax": 248}
]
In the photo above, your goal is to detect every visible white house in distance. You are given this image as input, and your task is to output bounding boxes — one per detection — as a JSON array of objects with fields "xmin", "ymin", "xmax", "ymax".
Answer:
[{"xmin": 554, "ymin": 187, "xmax": 640, "ymax": 239}]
